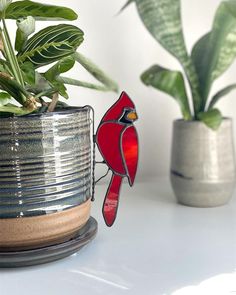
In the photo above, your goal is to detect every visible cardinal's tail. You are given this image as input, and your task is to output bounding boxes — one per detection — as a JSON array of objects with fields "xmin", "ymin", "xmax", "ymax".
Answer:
[{"xmin": 102, "ymin": 174, "xmax": 123, "ymax": 227}]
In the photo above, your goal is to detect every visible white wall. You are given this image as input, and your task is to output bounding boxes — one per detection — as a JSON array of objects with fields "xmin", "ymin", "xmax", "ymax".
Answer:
[{"xmin": 19, "ymin": 0, "xmax": 236, "ymax": 180}]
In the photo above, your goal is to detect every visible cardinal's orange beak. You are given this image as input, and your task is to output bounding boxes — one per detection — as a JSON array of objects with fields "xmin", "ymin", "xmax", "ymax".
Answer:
[{"xmin": 127, "ymin": 111, "xmax": 138, "ymax": 122}]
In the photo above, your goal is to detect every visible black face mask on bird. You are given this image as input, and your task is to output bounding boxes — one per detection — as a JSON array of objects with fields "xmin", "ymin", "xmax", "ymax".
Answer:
[{"xmin": 119, "ymin": 108, "xmax": 138, "ymax": 125}]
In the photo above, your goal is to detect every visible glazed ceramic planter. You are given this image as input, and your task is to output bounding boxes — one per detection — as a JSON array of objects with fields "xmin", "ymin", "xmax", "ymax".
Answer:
[
  {"xmin": 171, "ymin": 119, "xmax": 236, "ymax": 207},
  {"xmin": 0, "ymin": 107, "xmax": 92, "ymax": 251}
]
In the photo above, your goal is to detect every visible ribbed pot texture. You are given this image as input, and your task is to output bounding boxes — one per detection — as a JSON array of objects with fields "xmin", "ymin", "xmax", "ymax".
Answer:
[
  {"xmin": 170, "ymin": 119, "xmax": 236, "ymax": 207},
  {"xmin": 0, "ymin": 107, "xmax": 92, "ymax": 249}
]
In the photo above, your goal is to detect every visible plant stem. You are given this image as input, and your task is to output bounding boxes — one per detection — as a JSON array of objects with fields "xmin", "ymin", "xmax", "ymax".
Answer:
[
  {"xmin": 47, "ymin": 92, "xmax": 59, "ymax": 112},
  {"xmin": 1, "ymin": 19, "xmax": 24, "ymax": 86},
  {"xmin": 0, "ymin": 17, "xmax": 27, "ymax": 106}
]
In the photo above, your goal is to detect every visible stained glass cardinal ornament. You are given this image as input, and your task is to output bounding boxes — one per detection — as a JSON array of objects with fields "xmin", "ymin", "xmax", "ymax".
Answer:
[{"xmin": 96, "ymin": 91, "xmax": 139, "ymax": 227}]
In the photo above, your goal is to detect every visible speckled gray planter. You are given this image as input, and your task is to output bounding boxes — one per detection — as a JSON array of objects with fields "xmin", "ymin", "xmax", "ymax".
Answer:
[
  {"xmin": 171, "ymin": 119, "xmax": 236, "ymax": 207},
  {"xmin": 0, "ymin": 107, "xmax": 93, "ymax": 250}
]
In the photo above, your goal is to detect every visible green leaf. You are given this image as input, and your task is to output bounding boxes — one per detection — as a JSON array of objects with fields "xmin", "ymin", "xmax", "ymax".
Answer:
[
  {"xmin": 0, "ymin": 92, "xmax": 11, "ymax": 106},
  {"xmin": 0, "ymin": 59, "xmax": 13, "ymax": 76},
  {"xmin": 5, "ymin": 1, "xmax": 78, "ymax": 21},
  {"xmin": 50, "ymin": 81, "xmax": 68, "ymax": 99},
  {"xmin": 15, "ymin": 16, "xmax": 35, "ymax": 52},
  {"xmin": 21, "ymin": 62, "xmax": 35, "ymax": 85},
  {"xmin": 56, "ymin": 76, "xmax": 117, "ymax": 92},
  {"xmin": 43, "ymin": 57, "xmax": 75, "ymax": 99},
  {"xmin": 0, "ymin": 0, "xmax": 12, "ymax": 13},
  {"xmin": 15, "ymin": 29, "xmax": 26, "ymax": 53},
  {"xmin": 0, "ymin": 104, "xmax": 32, "ymax": 115},
  {"xmin": 209, "ymin": 84, "xmax": 236, "ymax": 110},
  {"xmin": 197, "ymin": 108, "xmax": 223, "ymax": 130},
  {"xmin": 73, "ymin": 52, "xmax": 118, "ymax": 92},
  {"xmin": 132, "ymin": 0, "xmax": 187, "ymax": 61},
  {"xmin": 34, "ymin": 88, "xmax": 57, "ymax": 99},
  {"xmin": 17, "ymin": 24, "xmax": 84, "ymax": 68},
  {"xmin": 26, "ymin": 72, "xmax": 51, "ymax": 95},
  {"xmin": 141, "ymin": 65, "xmax": 191, "ymax": 120},
  {"xmin": 192, "ymin": 1, "xmax": 236, "ymax": 107},
  {"xmin": 44, "ymin": 56, "xmax": 75, "ymax": 81},
  {"xmin": 0, "ymin": 75, "xmax": 30, "ymax": 105},
  {"xmin": 130, "ymin": 0, "xmax": 201, "ymax": 114},
  {"xmin": 2, "ymin": 19, "xmax": 25, "ymax": 86},
  {"xmin": 120, "ymin": 0, "xmax": 134, "ymax": 13}
]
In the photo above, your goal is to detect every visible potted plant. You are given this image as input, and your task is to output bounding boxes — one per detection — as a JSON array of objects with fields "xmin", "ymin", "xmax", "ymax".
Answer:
[
  {"xmin": 123, "ymin": 0, "xmax": 236, "ymax": 207},
  {"xmin": 0, "ymin": 0, "xmax": 118, "ymax": 252}
]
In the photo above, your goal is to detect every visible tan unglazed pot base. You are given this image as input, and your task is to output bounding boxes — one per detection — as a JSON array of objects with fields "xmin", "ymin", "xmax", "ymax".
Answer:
[{"xmin": 0, "ymin": 199, "xmax": 91, "ymax": 251}]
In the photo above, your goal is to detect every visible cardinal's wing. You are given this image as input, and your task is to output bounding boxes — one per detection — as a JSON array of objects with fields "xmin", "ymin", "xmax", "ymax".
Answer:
[
  {"xmin": 121, "ymin": 126, "xmax": 139, "ymax": 186},
  {"xmin": 96, "ymin": 122, "xmax": 127, "ymax": 176}
]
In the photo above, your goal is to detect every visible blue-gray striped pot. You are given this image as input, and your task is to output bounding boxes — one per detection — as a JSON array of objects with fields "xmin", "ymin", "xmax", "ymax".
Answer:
[{"xmin": 0, "ymin": 107, "xmax": 92, "ymax": 250}]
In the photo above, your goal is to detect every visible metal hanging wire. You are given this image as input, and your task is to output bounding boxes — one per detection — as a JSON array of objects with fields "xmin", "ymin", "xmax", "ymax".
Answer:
[{"xmin": 82, "ymin": 105, "xmax": 111, "ymax": 201}]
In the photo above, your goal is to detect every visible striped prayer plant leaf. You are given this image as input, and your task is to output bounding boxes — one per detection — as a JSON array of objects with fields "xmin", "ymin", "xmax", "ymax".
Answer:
[
  {"xmin": 141, "ymin": 65, "xmax": 192, "ymax": 120},
  {"xmin": 17, "ymin": 24, "xmax": 84, "ymax": 68},
  {"xmin": 4, "ymin": 1, "xmax": 78, "ymax": 21},
  {"xmin": 124, "ymin": 0, "xmax": 202, "ymax": 115},
  {"xmin": 192, "ymin": 0, "xmax": 236, "ymax": 109}
]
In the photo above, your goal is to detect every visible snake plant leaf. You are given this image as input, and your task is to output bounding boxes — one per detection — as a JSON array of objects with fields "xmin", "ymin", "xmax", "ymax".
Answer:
[
  {"xmin": 0, "ymin": 104, "xmax": 32, "ymax": 115},
  {"xmin": 197, "ymin": 108, "xmax": 223, "ymax": 130},
  {"xmin": 141, "ymin": 65, "xmax": 192, "ymax": 120},
  {"xmin": 208, "ymin": 84, "xmax": 236, "ymax": 110},
  {"xmin": 17, "ymin": 25, "xmax": 84, "ymax": 68},
  {"xmin": 73, "ymin": 52, "xmax": 119, "ymax": 92},
  {"xmin": 44, "ymin": 56, "xmax": 75, "ymax": 82},
  {"xmin": 120, "ymin": 0, "xmax": 134, "ymax": 13},
  {"xmin": 0, "ymin": 91, "xmax": 11, "ymax": 106},
  {"xmin": 132, "ymin": 0, "xmax": 187, "ymax": 62},
  {"xmin": 192, "ymin": 1, "xmax": 236, "ymax": 107},
  {"xmin": 127, "ymin": 0, "xmax": 201, "ymax": 114},
  {"xmin": 4, "ymin": 1, "xmax": 78, "ymax": 21},
  {"xmin": 21, "ymin": 62, "xmax": 35, "ymax": 85}
]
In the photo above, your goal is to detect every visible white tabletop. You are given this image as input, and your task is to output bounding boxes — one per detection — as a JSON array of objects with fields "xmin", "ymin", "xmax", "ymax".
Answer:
[{"xmin": 1, "ymin": 179, "xmax": 236, "ymax": 295}]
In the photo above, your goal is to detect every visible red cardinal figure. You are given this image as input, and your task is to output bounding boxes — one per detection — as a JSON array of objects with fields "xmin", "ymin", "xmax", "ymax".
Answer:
[{"xmin": 96, "ymin": 92, "xmax": 139, "ymax": 227}]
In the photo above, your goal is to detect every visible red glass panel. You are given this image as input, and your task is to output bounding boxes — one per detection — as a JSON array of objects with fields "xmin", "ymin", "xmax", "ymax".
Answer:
[
  {"xmin": 122, "ymin": 126, "xmax": 139, "ymax": 186},
  {"xmin": 103, "ymin": 174, "xmax": 123, "ymax": 227},
  {"xmin": 96, "ymin": 122, "xmax": 126, "ymax": 175}
]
